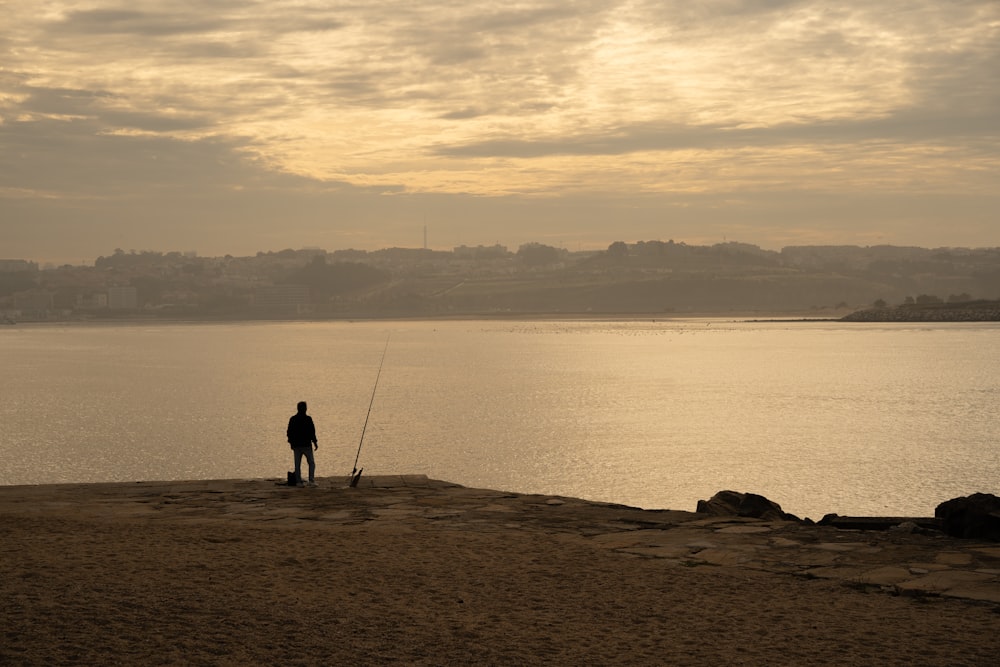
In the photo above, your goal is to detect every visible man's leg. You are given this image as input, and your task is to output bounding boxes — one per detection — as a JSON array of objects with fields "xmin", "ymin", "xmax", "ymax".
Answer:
[
  {"xmin": 304, "ymin": 447, "xmax": 316, "ymax": 484},
  {"xmin": 293, "ymin": 448, "xmax": 304, "ymax": 485}
]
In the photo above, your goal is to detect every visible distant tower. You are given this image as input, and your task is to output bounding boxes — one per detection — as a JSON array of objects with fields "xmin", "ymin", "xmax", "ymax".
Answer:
[{"xmin": 423, "ymin": 225, "xmax": 427, "ymax": 250}]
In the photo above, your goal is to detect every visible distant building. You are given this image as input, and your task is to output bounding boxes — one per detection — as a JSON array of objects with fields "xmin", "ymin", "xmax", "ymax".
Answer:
[
  {"xmin": 13, "ymin": 289, "xmax": 54, "ymax": 317},
  {"xmin": 76, "ymin": 293, "xmax": 109, "ymax": 309},
  {"xmin": 108, "ymin": 286, "xmax": 138, "ymax": 309},
  {"xmin": 0, "ymin": 259, "xmax": 38, "ymax": 272},
  {"xmin": 254, "ymin": 285, "xmax": 312, "ymax": 315}
]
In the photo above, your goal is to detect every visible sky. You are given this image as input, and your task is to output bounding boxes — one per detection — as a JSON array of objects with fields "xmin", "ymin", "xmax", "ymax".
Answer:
[{"xmin": 2, "ymin": 0, "xmax": 999, "ymax": 264}]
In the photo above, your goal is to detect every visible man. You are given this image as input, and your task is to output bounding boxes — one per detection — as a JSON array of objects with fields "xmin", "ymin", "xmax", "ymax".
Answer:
[{"xmin": 287, "ymin": 401, "xmax": 318, "ymax": 487}]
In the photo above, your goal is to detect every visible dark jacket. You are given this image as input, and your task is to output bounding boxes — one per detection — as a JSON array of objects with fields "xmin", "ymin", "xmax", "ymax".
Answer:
[{"xmin": 287, "ymin": 413, "xmax": 317, "ymax": 448}]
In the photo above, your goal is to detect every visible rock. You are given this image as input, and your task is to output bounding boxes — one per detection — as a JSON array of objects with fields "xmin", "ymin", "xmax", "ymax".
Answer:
[
  {"xmin": 816, "ymin": 514, "xmax": 942, "ymax": 532},
  {"xmin": 935, "ymin": 493, "xmax": 1000, "ymax": 541},
  {"xmin": 696, "ymin": 490, "xmax": 796, "ymax": 522},
  {"xmin": 889, "ymin": 521, "xmax": 920, "ymax": 534}
]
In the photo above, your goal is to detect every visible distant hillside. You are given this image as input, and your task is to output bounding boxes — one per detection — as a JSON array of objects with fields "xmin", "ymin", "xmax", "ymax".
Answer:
[
  {"xmin": 4, "ymin": 241, "xmax": 1000, "ymax": 320},
  {"xmin": 362, "ymin": 242, "xmax": 1000, "ymax": 317}
]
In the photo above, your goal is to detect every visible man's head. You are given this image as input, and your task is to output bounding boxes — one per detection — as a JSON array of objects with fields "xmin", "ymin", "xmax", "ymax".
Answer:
[{"xmin": 297, "ymin": 401, "xmax": 307, "ymax": 413}]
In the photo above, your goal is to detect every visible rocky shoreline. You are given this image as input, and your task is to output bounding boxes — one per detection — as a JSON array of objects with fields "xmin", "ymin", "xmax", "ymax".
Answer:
[{"xmin": 842, "ymin": 300, "xmax": 1000, "ymax": 322}]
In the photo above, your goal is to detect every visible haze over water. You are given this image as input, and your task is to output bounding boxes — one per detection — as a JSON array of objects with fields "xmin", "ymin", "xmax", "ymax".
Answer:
[{"xmin": 2, "ymin": 319, "xmax": 997, "ymax": 520}]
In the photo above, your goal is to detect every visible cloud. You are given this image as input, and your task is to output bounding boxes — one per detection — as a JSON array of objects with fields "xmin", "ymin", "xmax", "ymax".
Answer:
[
  {"xmin": 439, "ymin": 108, "xmax": 487, "ymax": 120},
  {"xmin": 55, "ymin": 9, "xmax": 229, "ymax": 37},
  {"xmin": 2, "ymin": 0, "xmax": 998, "ymax": 262},
  {"xmin": 2, "ymin": 115, "xmax": 255, "ymax": 196},
  {"xmin": 435, "ymin": 109, "xmax": 1000, "ymax": 159},
  {"xmin": 54, "ymin": 4, "xmax": 344, "ymax": 37},
  {"xmin": 14, "ymin": 84, "xmax": 215, "ymax": 133}
]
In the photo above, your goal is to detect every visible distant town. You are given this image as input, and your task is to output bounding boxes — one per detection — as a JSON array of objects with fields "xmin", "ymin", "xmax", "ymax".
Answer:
[{"xmin": 3, "ymin": 241, "xmax": 1000, "ymax": 322}]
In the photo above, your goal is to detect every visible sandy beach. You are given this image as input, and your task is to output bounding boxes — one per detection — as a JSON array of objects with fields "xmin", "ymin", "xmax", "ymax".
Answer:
[{"xmin": 2, "ymin": 476, "xmax": 999, "ymax": 666}]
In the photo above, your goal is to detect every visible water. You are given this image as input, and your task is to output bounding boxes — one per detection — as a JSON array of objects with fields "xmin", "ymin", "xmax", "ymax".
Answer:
[{"xmin": 1, "ymin": 319, "xmax": 998, "ymax": 520}]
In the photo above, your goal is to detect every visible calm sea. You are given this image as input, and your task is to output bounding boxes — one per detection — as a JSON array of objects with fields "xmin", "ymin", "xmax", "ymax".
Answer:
[{"xmin": 1, "ymin": 319, "xmax": 997, "ymax": 519}]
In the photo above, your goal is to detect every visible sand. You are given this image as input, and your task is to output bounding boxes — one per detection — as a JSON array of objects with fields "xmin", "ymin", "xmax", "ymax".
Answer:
[{"xmin": 2, "ymin": 476, "xmax": 999, "ymax": 666}]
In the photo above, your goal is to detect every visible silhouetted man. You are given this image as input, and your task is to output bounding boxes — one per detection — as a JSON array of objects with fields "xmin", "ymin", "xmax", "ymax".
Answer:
[{"xmin": 287, "ymin": 401, "xmax": 318, "ymax": 487}]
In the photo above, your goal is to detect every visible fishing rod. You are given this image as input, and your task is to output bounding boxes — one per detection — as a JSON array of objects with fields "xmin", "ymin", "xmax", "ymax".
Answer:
[{"xmin": 350, "ymin": 333, "xmax": 390, "ymax": 487}]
